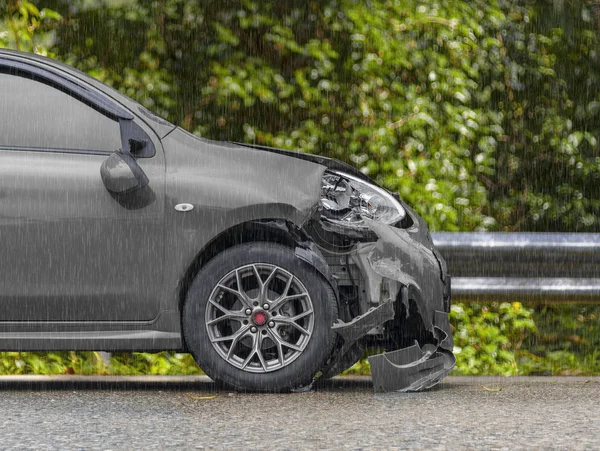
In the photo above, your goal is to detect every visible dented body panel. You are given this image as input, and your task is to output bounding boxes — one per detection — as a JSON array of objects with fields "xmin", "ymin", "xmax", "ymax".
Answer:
[
  {"xmin": 160, "ymin": 128, "xmax": 326, "ymax": 313},
  {"xmin": 316, "ymin": 207, "xmax": 454, "ymax": 392}
]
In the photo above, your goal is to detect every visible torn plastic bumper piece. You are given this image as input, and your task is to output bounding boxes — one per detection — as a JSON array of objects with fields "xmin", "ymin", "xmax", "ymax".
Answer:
[
  {"xmin": 314, "ymin": 211, "xmax": 455, "ymax": 391},
  {"xmin": 352, "ymin": 219, "xmax": 455, "ymax": 392},
  {"xmin": 331, "ymin": 297, "xmax": 395, "ymax": 342},
  {"xmin": 368, "ymin": 329, "xmax": 456, "ymax": 392}
]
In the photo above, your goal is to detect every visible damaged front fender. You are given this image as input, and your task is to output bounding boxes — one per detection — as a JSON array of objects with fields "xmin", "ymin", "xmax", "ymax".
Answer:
[{"xmin": 309, "ymin": 212, "xmax": 455, "ymax": 392}]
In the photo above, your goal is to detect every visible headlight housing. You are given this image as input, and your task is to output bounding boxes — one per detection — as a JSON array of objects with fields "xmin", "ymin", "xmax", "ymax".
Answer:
[{"xmin": 320, "ymin": 171, "xmax": 405, "ymax": 226}]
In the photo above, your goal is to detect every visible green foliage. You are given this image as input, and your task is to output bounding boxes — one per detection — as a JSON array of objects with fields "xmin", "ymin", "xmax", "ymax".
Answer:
[
  {"xmin": 450, "ymin": 302, "xmax": 537, "ymax": 375},
  {"xmin": 0, "ymin": 352, "xmax": 95, "ymax": 375},
  {"xmin": 107, "ymin": 352, "xmax": 202, "ymax": 375},
  {"xmin": 0, "ymin": 0, "xmax": 61, "ymax": 54},
  {"xmin": 519, "ymin": 304, "xmax": 600, "ymax": 375},
  {"xmin": 489, "ymin": 1, "xmax": 600, "ymax": 232},
  {"xmin": 0, "ymin": 352, "xmax": 202, "ymax": 375}
]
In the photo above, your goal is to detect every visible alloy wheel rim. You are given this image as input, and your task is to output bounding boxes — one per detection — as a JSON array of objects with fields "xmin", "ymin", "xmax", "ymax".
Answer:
[{"xmin": 205, "ymin": 263, "xmax": 315, "ymax": 373}]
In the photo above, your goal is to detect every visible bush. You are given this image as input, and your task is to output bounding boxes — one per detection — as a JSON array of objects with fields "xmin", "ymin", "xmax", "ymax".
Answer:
[
  {"xmin": 0, "ymin": 352, "xmax": 202, "ymax": 376},
  {"xmin": 450, "ymin": 302, "xmax": 536, "ymax": 375}
]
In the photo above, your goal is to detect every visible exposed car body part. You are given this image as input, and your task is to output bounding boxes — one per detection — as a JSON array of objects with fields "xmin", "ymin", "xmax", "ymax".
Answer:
[
  {"xmin": 321, "ymin": 171, "xmax": 406, "ymax": 226},
  {"xmin": 0, "ymin": 49, "xmax": 454, "ymax": 392},
  {"xmin": 368, "ymin": 339, "xmax": 456, "ymax": 392},
  {"xmin": 331, "ymin": 298, "xmax": 395, "ymax": 343},
  {"xmin": 319, "ymin": 341, "xmax": 365, "ymax": 380},
  {"xmin": 298, "ymin": 174, "xmax": 455, "ymax": 392}
]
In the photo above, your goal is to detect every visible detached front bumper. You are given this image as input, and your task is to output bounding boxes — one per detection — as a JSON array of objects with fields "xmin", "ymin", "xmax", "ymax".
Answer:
[
  {"xmin": 327, "ymin": 217, "xmax": 455, "ymax": 392},
  {"xmin": 368, "ymin": 318, "xmax": 455, "ymax": 392}
]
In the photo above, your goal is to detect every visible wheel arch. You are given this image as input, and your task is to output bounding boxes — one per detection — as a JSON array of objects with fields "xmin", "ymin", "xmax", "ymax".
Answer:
[{"xmin": 177, "ymin": 219, "xmax": 338, "ymax": 314}]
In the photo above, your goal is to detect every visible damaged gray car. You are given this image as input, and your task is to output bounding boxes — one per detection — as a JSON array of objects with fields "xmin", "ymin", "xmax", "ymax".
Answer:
[{"xmin": 0, "ymin": 50, "xmax": 455, "ymax": 392}]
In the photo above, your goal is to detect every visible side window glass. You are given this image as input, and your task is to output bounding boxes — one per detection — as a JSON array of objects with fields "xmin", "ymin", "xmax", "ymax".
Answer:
[{"xmin": 0, "ymin": 73, "xmax": 121, "ymax": 152}]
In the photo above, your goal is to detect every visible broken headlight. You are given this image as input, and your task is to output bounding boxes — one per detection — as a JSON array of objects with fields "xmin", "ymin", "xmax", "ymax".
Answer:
[{"xmin": 320, "ymin": 171, "xmax": 406, "ymax": 226}]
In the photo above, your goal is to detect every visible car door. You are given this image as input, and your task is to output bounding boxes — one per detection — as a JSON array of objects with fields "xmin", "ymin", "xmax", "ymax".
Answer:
[{"xmin": 0, "ymin": 69, "xmax": 165, "ymax": 322}]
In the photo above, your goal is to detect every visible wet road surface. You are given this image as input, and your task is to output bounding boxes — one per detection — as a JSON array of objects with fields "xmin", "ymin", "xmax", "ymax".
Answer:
[{"xmin": 0, "ymin": 375, "xmax": 598, "ymax": 450}]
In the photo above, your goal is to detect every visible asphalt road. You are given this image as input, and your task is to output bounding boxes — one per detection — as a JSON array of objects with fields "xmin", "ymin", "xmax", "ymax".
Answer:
[{"xmin": 0, "ymin": 375, "xmax": 598, "ymax": 450}]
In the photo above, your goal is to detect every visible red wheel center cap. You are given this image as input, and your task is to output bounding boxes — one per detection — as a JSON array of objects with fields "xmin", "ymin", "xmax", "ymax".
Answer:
[{"xmin": 252, "ymin": 311, "xmax": 268, "ymax": 326}]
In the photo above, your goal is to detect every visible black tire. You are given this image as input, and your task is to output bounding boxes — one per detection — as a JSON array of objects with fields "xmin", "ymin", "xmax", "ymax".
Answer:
[{"xmin": 183, "ymin": 242, "xmax": 338, "ymax": 392}]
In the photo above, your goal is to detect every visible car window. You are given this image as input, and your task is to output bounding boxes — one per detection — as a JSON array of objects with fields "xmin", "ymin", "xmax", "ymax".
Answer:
[{"xmin": 0, "ymin": 73, "xmax": 121, "ymax": 152}]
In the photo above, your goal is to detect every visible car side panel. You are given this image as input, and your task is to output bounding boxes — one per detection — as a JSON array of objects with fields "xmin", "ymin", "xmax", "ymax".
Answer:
[
  {"xmin": 161, "ymin": 128, "xmax": 326, "ymax": 310},
  {"xmin": 0, "ymin": 144, "xmax": 166, "ymax": 322}
]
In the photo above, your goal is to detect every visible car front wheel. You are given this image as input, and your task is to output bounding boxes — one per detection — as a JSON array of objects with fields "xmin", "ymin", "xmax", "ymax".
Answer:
[{"xmin": 182, "ymin": 242, "xmax": 338, "ymax": 392}]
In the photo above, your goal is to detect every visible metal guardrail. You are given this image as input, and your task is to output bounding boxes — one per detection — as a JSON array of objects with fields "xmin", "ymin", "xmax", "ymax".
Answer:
[{"xmin": 432, "ymin": 233, "xmax": 600, "ymax": 303}]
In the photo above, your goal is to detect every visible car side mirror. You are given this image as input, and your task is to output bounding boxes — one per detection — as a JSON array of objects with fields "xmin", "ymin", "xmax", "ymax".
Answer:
[{"xmin": 100, "ymin": 151, "xmax": 149, "ymax": 195}]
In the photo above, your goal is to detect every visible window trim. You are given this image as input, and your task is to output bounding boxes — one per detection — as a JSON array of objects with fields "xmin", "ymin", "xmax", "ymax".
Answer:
[
  {"xmin": 0, "ymin": 58, "xmax": 133, "ymax": 121},
  {"xmin": 0, "ymin": 58, "xmax": 160, "ymax": 157},
  {"xmin": 0, "ymin": 145, "xmax": 113, "ymax": 157}
]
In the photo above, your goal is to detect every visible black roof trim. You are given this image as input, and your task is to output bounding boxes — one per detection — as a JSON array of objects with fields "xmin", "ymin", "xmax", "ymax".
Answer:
[{"xmin": 0, "ymin": 58, "xmax": 134, "ymax": 121}]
